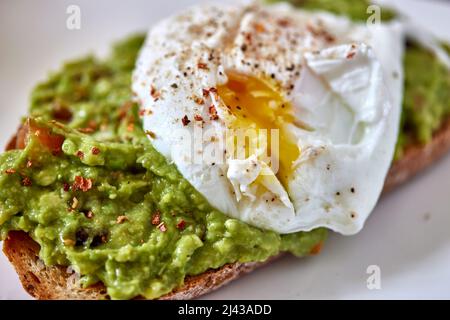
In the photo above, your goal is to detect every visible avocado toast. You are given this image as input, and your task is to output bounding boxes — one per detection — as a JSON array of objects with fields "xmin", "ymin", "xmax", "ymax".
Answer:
[{"xmin": 2, "ymin": 0, "xmax": 450, "ymax": 300}]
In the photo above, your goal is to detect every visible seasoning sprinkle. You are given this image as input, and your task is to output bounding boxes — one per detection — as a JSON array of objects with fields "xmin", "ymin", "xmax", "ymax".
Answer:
[
  {"xmin": 158, "ymin": 222, "xmax": 167, "ymax": 232},
  {"xmin": 197, "ymin": 62, "xmax": 208, "ymax": 70},
  {"xmin": 150, "ymin": 85, "xmax": 160, "ymax": 100},
  {"xmin": 209, "ymin": 105, "xmax": 219, "ymax": 120},
  {"xmin": 91, "ymin": 147, "xmax": 101, "ymax": 155},
  {"xmin": 5, "ymin": 168, "xmax": 16, "ymax": 175},
  {"xmin": 76, "ymin": 151, "xmax": 84, "ymax": 160},
  {"xmin": 176, "ymin": 220, "xmax": 186, "ymax": 230},
  {"xmin": 78, "ymin": 127, "xmax": 95, "ymax": 134},
  {"xmin": 73, "ymin": 176, "xmax": 93, "ymax": 192},
  {"xmin": 181, "ymin": 115, "xmax": 191, "ymax": 126},
  {"xmin": 151, "ymin": 211, "xmax": 161, "ymax": 226},
  {"xmin": 145, "ymin": 130, "xmax": 156, "ymax": 139},
  {"xmin": 22, "ymin": 177, "xmax": 32, "ymax": 187},
  {"xmin": 347, "ymin": 52, "xmax": 356, "ymax": 59},
  {"xmin": 193, "ymin": 96, "xmax": 204, "ymax": 105},
  {"xmin": 116, "ymin": 215, "xmax": 128, "ymax": 224}
]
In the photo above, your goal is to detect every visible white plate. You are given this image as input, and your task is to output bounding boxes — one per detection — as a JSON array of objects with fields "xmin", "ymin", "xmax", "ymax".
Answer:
[{"xmin": 1, "ymin": 0, "xmax": 449, "ymax": 300}]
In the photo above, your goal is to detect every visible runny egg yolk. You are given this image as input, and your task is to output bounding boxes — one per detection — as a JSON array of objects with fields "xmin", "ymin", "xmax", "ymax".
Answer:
[{"xmin": 217, "ymin": 71, "xmax": 300, "ymax": 187}]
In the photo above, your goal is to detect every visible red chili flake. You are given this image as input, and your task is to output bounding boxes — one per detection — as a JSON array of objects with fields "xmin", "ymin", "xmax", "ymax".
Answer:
[
  {"xmin": 118, "ymin": 101, "xmax": 133, "ymax": 120},
  {"xmin": 202, "ymin": 88, "xmax": 210, "ymax": 97},
  {"xmin": 194, "ymin": 114, "xmax": 203, "ymax": 121},
  {"xmin": 277, "ymin": 18, "xmax": 290, "ymax": 27},
  {"xmin": 139, "ymin": 109, "xmax": 146, "ymax": 117},
  {"xmin": 116, "ymin": 215, "xmax": 128, "ymax": 224},
  {"xmin": 5, "ymin": 169, "xmax": 16, "ymax": 175},
  {"xmin": 193, "ymin": 96, "xmax": 205, "ymax": 105},
  {"xmin": 85, "ymin": 211, "xmax": 94, "ymax": 219},
  {"xmin": 176, "ymin": 220, "xmax": 186, "ymax": 230},
  {"xmin": 145, "ymin": 130, "xmax": 156, "ymax": 139},
  {"xmin": 75, "ymin": 151, "xmax": 84, "ymax": 160},
  {"xmin": 324, "ymin": 34, "xmax": 335, "ymax": 43},
  {"xmin": 151, "ymin": 211, "xmax": 161, "ymax": 226},
  {"xmin": 209, "ymin": 105, "xmax": 219, "ymax": 120},
  {"xmin": 158, "ymin": 222, "xmax": 167, "ymax": 232},
  {"xmin": 181, "ymin": 115, "xmax": 191, "ymax": 126},
  {"xmin": 78, "ymin": 127, "xmax": 95, "ymax": 134},
  {"xmin": 310, "ymin": 242, "xmax": 323, "ymax": 255},
  {"xmin": 91, "ymin": 147, "xmax": 100, "ymax": 155},
  {"xmin": 150, "ymin": 85, "xmax": 160, "ymax": 100},
  {"xmin": 208, "ymin": 87, "xmax": 217, "ymax": 93},
  {"xmin": 286, "ymin": 64, "xmax": 295, "ymax": 72},
  {"xmin": 22, "ymin": 177, "xmax": 32, "ymax": 187},
  {"xmin": 197, "ymin": 62, "xmax": 208, "ymax": 70},
  {"xmin": 26, "ymin": 160, "xmax": 33, "ymax": 168},
  {"xmin": 254, "ymin": 23, "xmax": 265, "ymax": 33},
  {"xmin": 73, "ymin": 176, "xmax": 93, "ymax": 192},
  {"xmin": 52, "ymin": 104, "xmax": 73, "ymax": 122},
  {"xmin": 347, "ymin": 52, "xmax": 356, "ymax": 59},
  {"xmin": 88, "ymin": 120, "xmax": 98, "ymax": 130},
  {"xmin": 63, "ymin": 183, "xmax": 71, "ymax": 192}
]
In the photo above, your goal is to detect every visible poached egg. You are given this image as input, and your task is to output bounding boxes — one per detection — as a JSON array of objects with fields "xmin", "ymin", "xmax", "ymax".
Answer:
[{"xmin": 133, "ymin": 1, "xmax": 404, "ymax": 235}]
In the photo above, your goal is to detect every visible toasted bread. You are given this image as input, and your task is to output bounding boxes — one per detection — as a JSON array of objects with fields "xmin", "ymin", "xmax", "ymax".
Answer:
[
  {"xmin": 3, "ymin": 116, "xmax": 450, "ymax": 300},
  {"xmin": 3, "ymin": 230, "xmax": 276, "ymax": 300}
]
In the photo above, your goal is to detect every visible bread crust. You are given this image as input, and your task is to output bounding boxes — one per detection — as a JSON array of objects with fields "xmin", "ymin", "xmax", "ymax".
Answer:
[
  {"xmin": 3, "ymin": 230, "xmax": 279, "ymax": 300},
  {"xmin": 384, "ymin": 117, "xmax": 450, "ymax": 193},
  {"xmin": 3, "ymin": 117, "xmax": 450, "ymax": 300}
]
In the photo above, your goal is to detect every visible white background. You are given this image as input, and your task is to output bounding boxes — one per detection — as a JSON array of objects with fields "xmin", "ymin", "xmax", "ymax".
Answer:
[{"xmin": 1, "ymin": 0, "xmax": 450, "ymax": 299}]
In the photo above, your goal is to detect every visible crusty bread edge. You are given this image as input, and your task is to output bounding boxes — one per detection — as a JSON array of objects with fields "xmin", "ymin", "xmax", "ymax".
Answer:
[
  {"xmin": 3, "ymin": 117, "xmax": 450, "ymax": 300},
  {"xmin": 2, "ymin": 231, "xmax": 279, "ymax": 300},
  {"xmin": 384, "ymin": 117, "xmax": 450, "ymax": 193}
]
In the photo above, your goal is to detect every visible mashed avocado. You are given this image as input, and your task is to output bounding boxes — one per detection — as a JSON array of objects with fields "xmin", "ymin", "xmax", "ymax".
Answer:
[
  {"xmin": 396, "ymin": 42, "xmax": 450, "ymax": 157},
  {"xmin": 0, "ymin": 35, "xmax": 326, "ymax": 300},
  {"xmin": 1, "ymin": 0, "xmax": 449, "ymax": 300}
]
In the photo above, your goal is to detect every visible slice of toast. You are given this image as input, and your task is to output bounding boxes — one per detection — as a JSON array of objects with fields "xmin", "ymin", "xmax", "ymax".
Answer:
[{"xmin": 3, "ymin": 116, "xmax": 450, "ymax": 300}]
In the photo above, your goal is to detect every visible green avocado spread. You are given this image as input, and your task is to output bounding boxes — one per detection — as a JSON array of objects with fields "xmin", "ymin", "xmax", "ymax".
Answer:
[
  {"xmin": 0, "ymin": 35, "xmax": 326, "ymax": 300},
  {"xmin": 0, "ymin": 0, "xmax": 449, "ymax": 300}
]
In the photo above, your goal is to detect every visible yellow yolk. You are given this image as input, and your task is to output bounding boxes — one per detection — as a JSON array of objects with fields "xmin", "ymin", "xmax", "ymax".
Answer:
[{"xmin": 217, "ymin": 71, "xmax": 300, "ymax": 187}]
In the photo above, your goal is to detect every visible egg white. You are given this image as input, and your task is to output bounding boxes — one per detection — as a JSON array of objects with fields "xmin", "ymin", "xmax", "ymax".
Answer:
[{"xmin": 132, "ymin": 2, "xmax": 405, "ymax": 235}]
